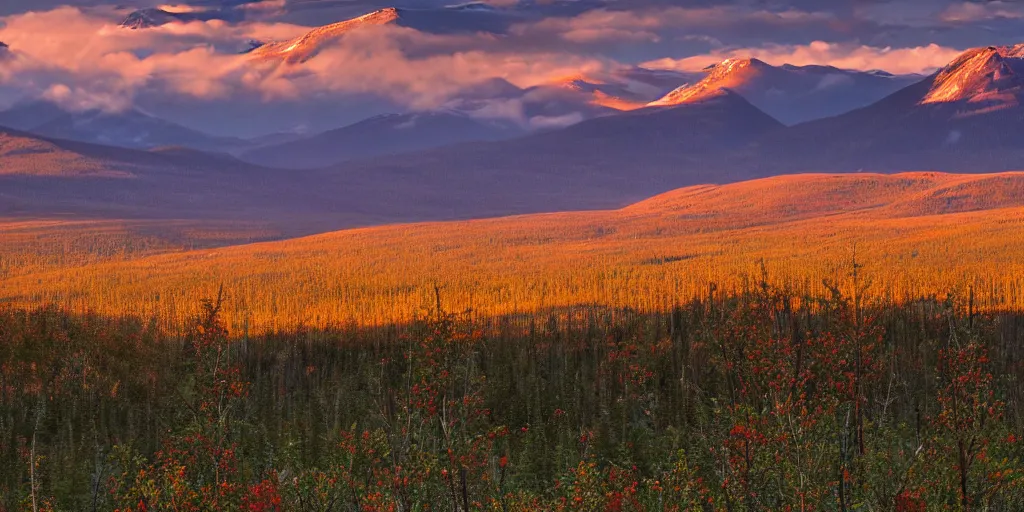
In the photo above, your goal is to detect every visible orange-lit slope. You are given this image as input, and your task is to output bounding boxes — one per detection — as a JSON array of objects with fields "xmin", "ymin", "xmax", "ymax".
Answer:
[
  {"xmin": 3, "ymin": 173, "xmax": 1023, "ymax": 330},
  {"xmin": 249, "ymin": 8, "xmax": 400, "ymax": 64}
]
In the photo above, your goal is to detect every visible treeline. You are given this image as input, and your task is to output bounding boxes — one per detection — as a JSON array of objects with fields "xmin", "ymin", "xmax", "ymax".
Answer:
[{"xmin": 1, "ymin": 284, "xmax": 1023, "ymax": 511}]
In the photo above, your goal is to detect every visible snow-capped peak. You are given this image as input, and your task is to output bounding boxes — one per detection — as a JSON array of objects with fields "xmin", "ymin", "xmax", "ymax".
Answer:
[
  {"xmin": 249, "ymin": 8, "xmax": 401, "ymax": 63},
  {"xmin": 713, "ymin": 58, "xmax": 768, "ymax": 72},
  {"xmin": 648, "ymin": 58, "xmax": 768, "ymax": 106},
  {"xmin": 921, "ymin": 44, "xmax": 1024, "ymax": 106}
]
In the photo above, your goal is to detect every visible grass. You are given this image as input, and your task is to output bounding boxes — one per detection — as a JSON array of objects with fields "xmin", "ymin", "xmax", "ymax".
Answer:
[
  {"xmin": 0, "ymin": 218, "xmax": 278, "ymax": 279},
  {"xmin": 1, "ymin": 172, "xmax": 1023, "ymax": 332}
]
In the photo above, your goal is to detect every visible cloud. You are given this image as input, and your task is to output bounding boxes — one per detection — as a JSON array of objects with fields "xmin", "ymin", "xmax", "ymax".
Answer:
[
  {"xmin": 513, "ymin": 5, "xmax": 838, "ymax": 45},
  {"xmin": 852, "ymin": 0, "xmax": 1024, "ymax": 27},
  {"xmin": 0, "ymin": 7, "xmax": 300, "ymax": 110},
  {"xmin": 293, "ymin": 27, "xmax": 606, "ymax": 104},
  {"xmin": 0, "ymin": 1, "xmax": 1006, "ymax": 135},
  {"xmin": 940, "ymin": 1, "xmax": 1024, "ymax": 22},
  {"xmin": 157, "ymin": 4, "xmax": 208, "ymax": 14},
  {"xmin": 0, "ymin": 6, "xmax": 609, "ymax": 129},
  {"xmin": 644, "ymin": 41, "xmax": 962, "ymax": 75}
]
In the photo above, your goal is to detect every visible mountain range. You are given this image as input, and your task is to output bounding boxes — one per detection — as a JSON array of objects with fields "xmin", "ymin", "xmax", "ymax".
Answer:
[
  {"xmin": 0, "ymin": 101, "xmax": 253, "ymax": 153},
  {"xmin": 242, "ymin": 111, "xmax": 524, "ymax": 169},
  {"xmin": 6, "ymin": 7, "xmax": 921, "ymax": 158},
  {"xmin": 649, "ymin": 58, "xmax": 921, "ymax": 125},
  {"xmin": 753, "ymin": 44, "xmax": 1024, "ymax": 172},
  {"xmin": 118, "ymin": 1, "xmax": 600, "ymax": 33},
  {"xmin": 248, "ymin": 8, "xmax": 403, "ymax": 63},
  {"xmin": 3, "ymin": 42, "xmax": 1024, "ymax": 235}
]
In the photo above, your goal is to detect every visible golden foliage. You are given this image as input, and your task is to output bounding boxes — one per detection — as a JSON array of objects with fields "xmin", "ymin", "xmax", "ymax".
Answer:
[{"xmin": 2, "ymin": 172, "xmax": 1023, "ymax": 332}]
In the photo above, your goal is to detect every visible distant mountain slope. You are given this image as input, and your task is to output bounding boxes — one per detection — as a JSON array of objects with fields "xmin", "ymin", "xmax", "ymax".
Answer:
[
  {"xmin": 0, "ymin": 124, "xmax": 256, "ymax": 178},
  {"xmin": 243, "ymin": 111, "xmax": 524, "ymax": 169},
  {"xmin": 551, "ymin": 68, "xmax": 700, "ymax": 111},
  {"xmin": 753, "ymin": 44, "xmax": 1024, "ymax": 172},
  {"xmin": 0, "ymin": 101, "xmax": 66, "ymax": 131},
  {"xmin": 292, "ymin": 90, "xmax": 785, "ymax": 222},
  {"xmin": 449, "ymin": 77, "xmax": 619, "ymax": 128},
  {"xmin": 0, "ymin": 129, "xmax": 325, "ymax": 229},
  {"xmin": 31, "ymin": 109, "xmax": 248, "ymax": 152},
  {"xmin": 649, "ymin": 58, "xmax": 921, "ymax": 124},
  {"xmin": 240, "ymin": 69, "xmax": 687, "ymax": 170},
  {"xmin": 500, "ymin": 89, "xmax": 781, "ymax": 161},
  {"xmin": 921, "ymin": 45, "xmax": 1024, "ymax": 105},
  {"xmin": 250, "ymin": 8, "xmax": 401, "ymax": 63},
  {"xmin": 0, "ymin": 101, "xmax": 247, "ymax": 152},
  {"xmin": 0, "ymin": 91, "xmax": 783, "ymax": 234},
  {"xmin": 249, "ymin": 5, "xmax": 517, "ymax": 63}
]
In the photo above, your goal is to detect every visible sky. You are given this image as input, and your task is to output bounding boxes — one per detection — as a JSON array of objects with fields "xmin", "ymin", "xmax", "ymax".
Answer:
[{"xmin": 0, "ymin": 0, "xmax": 1021, "ymax": 136}]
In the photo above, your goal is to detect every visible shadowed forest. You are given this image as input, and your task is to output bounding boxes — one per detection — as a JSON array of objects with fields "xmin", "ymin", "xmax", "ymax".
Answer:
[{"xmin": 2, "ymin": 276, "xmax": 1022, "ymax": 511}]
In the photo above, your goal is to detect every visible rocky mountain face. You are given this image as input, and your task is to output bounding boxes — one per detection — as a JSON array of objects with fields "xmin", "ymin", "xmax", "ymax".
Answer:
[{"xmin": 920, "ymin": 44, "xmax": 1024, "ymax": 111}]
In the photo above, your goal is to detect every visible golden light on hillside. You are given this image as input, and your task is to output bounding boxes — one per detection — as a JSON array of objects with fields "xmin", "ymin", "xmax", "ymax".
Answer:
[{"xmin": 2, "ymin": 173, "xmax": 1023, "ymax": 333}]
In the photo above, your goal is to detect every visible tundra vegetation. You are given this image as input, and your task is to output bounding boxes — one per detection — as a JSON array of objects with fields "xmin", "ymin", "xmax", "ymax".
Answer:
[
  {"xmin": 3, "ymin": 173, "xmax": 1024, "ymax": 333},
  {"xmin": 1, "ymin": 276, "xmax": 1022, "ymax": 511},
  {"xmin": 2, "ymin": 173, "xmax": 1024, "ymax": 510}
]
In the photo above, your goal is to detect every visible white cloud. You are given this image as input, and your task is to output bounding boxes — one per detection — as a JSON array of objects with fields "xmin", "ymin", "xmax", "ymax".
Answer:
[
  {"xmin": 644, "ymin": 41, "xmax": 962, "ymax": 75},
  {"xmin": 0, "ymin": 6, "xmax": 608, "ymax": 119}
]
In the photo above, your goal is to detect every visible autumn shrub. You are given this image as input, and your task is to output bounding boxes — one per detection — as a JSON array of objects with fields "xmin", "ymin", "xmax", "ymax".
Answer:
[{"xmin": 1, "ymin": 282, "xmax": 1022, "ymax": 511}]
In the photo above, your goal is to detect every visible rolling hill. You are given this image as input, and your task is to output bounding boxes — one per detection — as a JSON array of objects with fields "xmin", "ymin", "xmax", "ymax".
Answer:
[
  {"xmin": 0, "ymin": 125, "xmax": 236, "ymax": 178},
  {"xmin": 3, "ymin": 172, "xmax": 1022, "ymax": 330}
]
